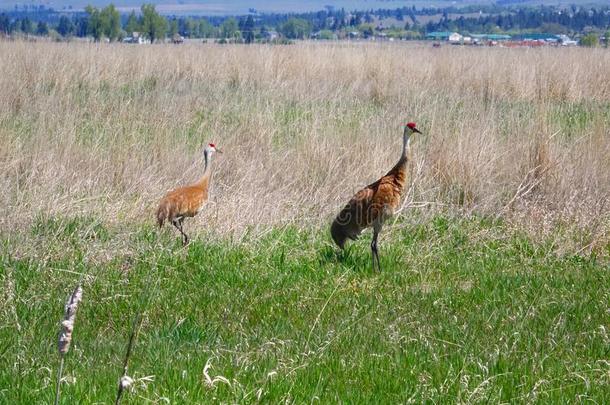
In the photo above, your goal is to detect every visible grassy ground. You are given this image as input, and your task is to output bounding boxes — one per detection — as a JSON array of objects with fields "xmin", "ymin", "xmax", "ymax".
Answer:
[
  {"xmin": 2, "ymin": 215, "xmax": 608, "ymax": 403},
  {"xmin": 1, "ymin": 40, "xmax": 609, "ymax": 404}
]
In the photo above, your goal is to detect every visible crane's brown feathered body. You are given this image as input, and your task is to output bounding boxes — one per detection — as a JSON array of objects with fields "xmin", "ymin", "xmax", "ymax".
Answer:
[
  {"xmin": 331, "ymin": 123, "xmax": 421, "ymax": 271},
  {"xmin": 330, "ymin": 159, "xmax": 408, "ymax": 248},
  {"xmin": 156, "ymin": 177, "xmax": 210, "ymax": 227},
  {"xmin": 157, "ymin": 144, "xmax": 219, "ymax": 245}
]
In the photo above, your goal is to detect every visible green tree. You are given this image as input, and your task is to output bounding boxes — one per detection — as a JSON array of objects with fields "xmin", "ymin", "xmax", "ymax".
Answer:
[
  {"xmin": 220, "ymin": 17, "xmax": 239, "ymax": 39},
  {"xmin": 198, "ymin": 18, "xmax": 215, "ymax": 38},
  {"xmin": 183, "ymin": 17, "xmax": 197, "ymax": 38},
  {"xmin": 57, "ymin": 15, "xmax": 74, "ymax": 37},
  {"xmin": 21, "ymin": 17, "xmax": 34, "ymax": 34},
  {"xmin": 279, "ymin": 18, "xmax": 311, "ymax": 39},
  {"xmin": 358, "ymin": 23, "xmax": 375, "ymax": 38},
  {"xmin": 403, "ymin": 30, "xmax": 421, "ymax": 40},
  {"xmin": 540, "ymin": 23, "xmax": 566, "ymax": 35},
  {"xmin": 141, "ymin": 4, "xmax": 167, "ymax": 43},
  {"xmin": 240, "ymin": 15, "xmax": 255, "ymax": 44},
  {"xmin": 85, "ymin": 5, "xmax": 103, "ymax": 41},
  {"xmin": 580, "ymin": 33, "xmax": 599, "ymax": 47},
  {"xmin": 318, "ymin": 29, "xmax": 335, "ymax": 40},
  {"xmin": 0, "ymin": 14, "xmax": 10, "ymax": 34},
  {"xmin": 125, "ymin": 11, "xmax": 139, "ymax": 34},
  {"xmin": 604, "ymin": 30, "xmax": 610, "ymax": 48},
  {"xmin": 100, "ymin": 4, "xmax": 120, "ymax": 41},
  {"xmin": 169, "ymin": 19, "xmax": 178, "ymax": 37},
  {"xmin": 36, "ymin": 21, "xmax": 48, "ymax": 36}
]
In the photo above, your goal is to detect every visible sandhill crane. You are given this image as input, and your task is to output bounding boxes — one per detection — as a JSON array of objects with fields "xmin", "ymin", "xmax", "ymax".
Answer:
[
  {"xmin": 156, "ymin": 143, "xmax": 222, "ymax": 245},
  {"xmin": 330, "ymin": 122, "xmax": 423, "ymax": 272}
]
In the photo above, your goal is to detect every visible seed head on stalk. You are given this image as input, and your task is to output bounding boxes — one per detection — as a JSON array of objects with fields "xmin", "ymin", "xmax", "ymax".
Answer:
[{"xmin": 55, "ymin": 284, "xmax": 83, "ymax": 405}]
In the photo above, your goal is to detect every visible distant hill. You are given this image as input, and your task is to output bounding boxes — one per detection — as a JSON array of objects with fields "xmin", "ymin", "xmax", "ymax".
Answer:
[{"xmin": 3, "ymin": 0, "xmax": 603, "ymax": 16}]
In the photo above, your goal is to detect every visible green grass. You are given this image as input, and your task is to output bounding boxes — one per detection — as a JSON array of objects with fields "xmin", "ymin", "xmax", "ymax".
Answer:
[{"xmin": 1, "ymin": 216, "xmax": 609, "ymax": 403}]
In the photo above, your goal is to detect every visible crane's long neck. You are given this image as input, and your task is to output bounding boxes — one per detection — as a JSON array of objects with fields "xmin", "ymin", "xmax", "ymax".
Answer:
[
  {"xmin": 385, "ymin": 128, "xmax": 412, "ymax": 191},
  {"xmin": 196, "ymin": 151, "xmax": 212, "ymax": 186},
  {"xmin": 399, "ymin": 128, "xmax": 412, "ymax": 164}
]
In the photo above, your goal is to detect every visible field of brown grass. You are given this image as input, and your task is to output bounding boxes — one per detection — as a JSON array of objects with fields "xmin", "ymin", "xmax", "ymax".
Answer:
[{"xmin": 0, "ymin": 40, "xmax": 608, "ymax": 253}]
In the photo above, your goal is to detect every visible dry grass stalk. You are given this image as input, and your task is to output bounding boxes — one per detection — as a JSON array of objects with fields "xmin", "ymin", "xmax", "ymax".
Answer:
[
  {"xmin": 55, "ymin": 284, "xmax": 83, "ymax": 405},
  {"xmin": 115, "ymin": 313, "xmax": 141, "ymax": 405},
  {"xmin": 203, "ymin": 358, "xmax": 231, "ymax": 388},
  {"xmin": 2, "ymin": 265, "xmax": 21, "ymax": 332},
  {"xmin": 0, "ymin": 41, "xmax": 608, "ymax": 252}
]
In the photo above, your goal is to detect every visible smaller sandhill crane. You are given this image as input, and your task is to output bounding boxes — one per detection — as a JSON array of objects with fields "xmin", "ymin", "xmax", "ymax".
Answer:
[
  {"xmin": 156, "ymin": 143, "xmax": 222, "ymax": 245},
  {"xmin": 330, "ymin": 123, "xmax": 423, "ymax": 272}
]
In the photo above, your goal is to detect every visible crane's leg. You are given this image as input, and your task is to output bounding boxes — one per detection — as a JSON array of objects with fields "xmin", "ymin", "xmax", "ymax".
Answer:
[
  {"xmin": 179, "ymin": 218, "xmax": 189, "ymax": 245},
  {"xmin": 371, "ymin": 222, "xmax": 382, "ymax": 272},
  {"xmin": 173, "ymin": 217, "xmax": 189, "ymax": 246}
]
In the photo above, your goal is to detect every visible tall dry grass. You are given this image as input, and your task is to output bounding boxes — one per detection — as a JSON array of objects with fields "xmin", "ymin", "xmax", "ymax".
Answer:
[{"xmin": 0, "ymin": 40, "xmax": 608, "ymax": 250}]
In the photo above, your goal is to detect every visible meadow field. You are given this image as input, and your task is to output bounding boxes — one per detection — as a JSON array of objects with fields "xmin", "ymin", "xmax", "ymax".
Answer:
[{"xmin": 0, "ymin": 41, "xmax": 609, "ymax": 403}]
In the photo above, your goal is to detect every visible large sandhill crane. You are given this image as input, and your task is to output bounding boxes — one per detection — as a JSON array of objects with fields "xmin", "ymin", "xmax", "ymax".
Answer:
[
  {"xmin": 330, "ymin": 122, "xmax": 422, "ymax": 271},
  {"xmin": 156, "ymin": 143, "xmax": 222, "ymax": 245}
]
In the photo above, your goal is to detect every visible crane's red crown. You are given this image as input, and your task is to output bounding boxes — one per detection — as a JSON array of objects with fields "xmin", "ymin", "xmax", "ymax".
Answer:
[
  {"xmin": 406, "ymin": 122, "xmax": 417, "ymax": 129},
  {"xmin": 208, "ymin": 143, "xmax": 216, "ymax": 148}
]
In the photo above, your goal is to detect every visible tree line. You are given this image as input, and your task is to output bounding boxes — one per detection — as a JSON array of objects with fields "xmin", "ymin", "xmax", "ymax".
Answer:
[
  {"xmin": 0, "ymin": 3, "xmax": 609, "ymax": 42},
  {"xmin": 0, "ymin": 4, "xmax": 315, "ymax": 42},
  {"xmin": 424, "ymin": 5, "xmax": 610, "ymax": 35}
]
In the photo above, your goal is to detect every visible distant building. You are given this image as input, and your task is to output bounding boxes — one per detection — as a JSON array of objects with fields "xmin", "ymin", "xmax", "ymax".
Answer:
[
  {"xmin": 122, "ymin": 32, "xmax": 148, "ymax": 44},
  {"xmin": 311, "ymin": 31, "xmax": 337, "ymax": 40},
  {"xmin": 448, "ymin": 32, "xmax": 463, "ymax": 43},
  {"xmin": 262, "ymin": 30, "xmax": 279, "ymax": 41},
  {"xmin": 427, "ymin": 32, "xmax": 510, "ymax": 45},
  {"xmin": 426, "ymin": 32, "xmax": 454, "ymax": 41},
  {"xmin": 557, "ymin": 34, "xmax": 577, "ymax": 46},
  {"xmin": 471, "ymin": 34, "xmax": 511, "ymax": 42},
  {"xmin": 515, "ymin": 33, "xmax": 560, "ymax": 42}
]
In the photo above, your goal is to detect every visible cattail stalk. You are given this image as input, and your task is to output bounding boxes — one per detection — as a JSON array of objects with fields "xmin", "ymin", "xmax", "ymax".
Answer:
[
  {"xmin": 115, "ymin": 312, "xmax": 142, "ymax": 405},
  {"xmin": 55, "ymin": 284, "xmax": 83, "ymax": 405},
  {"xmin": 115, "ymin": 258, "xmax": 161, "ymax": 404}
]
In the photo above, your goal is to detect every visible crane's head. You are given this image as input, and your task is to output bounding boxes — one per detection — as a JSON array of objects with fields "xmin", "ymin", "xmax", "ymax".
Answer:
[
  {"xmin": 204, "ymin": 143, "xmax": 222, "ymax": 156},
  {"xmin": 405, "ymin": 122, "xmax": 422, "ymax": 135}
]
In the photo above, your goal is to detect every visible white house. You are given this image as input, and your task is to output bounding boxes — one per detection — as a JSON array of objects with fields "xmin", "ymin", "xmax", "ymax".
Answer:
[
  {"xmin": 448, "ymin": 32, "xmax": 463, "ymax": 43},
  {"xmin": 122, "ymin": 32, "xmax": 148, "ymax": 44},
  {"xmin": 263, "ymin": 31, "xmax": 279, "ymax": 41}
]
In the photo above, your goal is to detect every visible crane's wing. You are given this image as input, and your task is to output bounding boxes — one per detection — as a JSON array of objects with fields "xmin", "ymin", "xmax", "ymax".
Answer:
[{"xmin": 330, "ymin": 184, "xmax": 378, "ymax": 248}]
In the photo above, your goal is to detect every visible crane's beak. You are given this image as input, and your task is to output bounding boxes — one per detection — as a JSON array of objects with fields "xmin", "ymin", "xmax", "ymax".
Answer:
[{"xmin": 413, "ymin": 128, "xmax": 422, "ymax": 134}]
